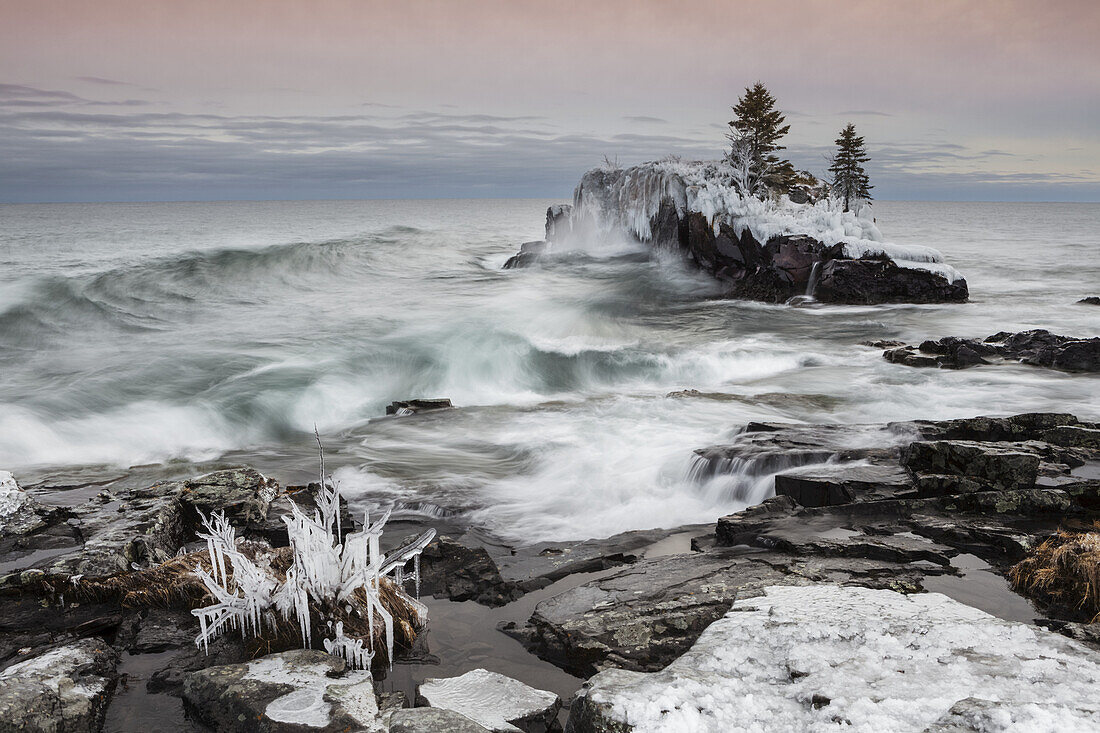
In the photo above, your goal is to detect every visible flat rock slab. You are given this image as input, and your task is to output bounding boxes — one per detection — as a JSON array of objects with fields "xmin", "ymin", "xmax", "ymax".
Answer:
[
  {"xmin": 183, "ymin": 649, "xmax": 382, "ymax": 732},
  {"xmin": 0, "ymin": 468, "xmax": 278, "ymax": 584},
  {"xmin": 568, "ymin": 585, "xmax": 1100, "ymax": 733},
  {"xmin": 774, "ymin": 462, "xmax": 914, "ymax": 506},
  {"xmin": 388, "ymin": 707, "xmax": 492, "ymax": 732},
  {"xmin": 416, "ymin": 668, "xmax": 560, "ymax": 733},
  {"xmin": 0, "ymin": 638, "xmax": 120, "ymax": 733},
  {"xmin": 902, "ymin": 440, "xmax": 1039, "ymax": 490}
]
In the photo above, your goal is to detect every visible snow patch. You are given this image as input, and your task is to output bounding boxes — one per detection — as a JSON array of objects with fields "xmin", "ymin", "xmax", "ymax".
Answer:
[{"xmin": 579, "ymin": 585, "xmax": 1100, "ymax": 733}]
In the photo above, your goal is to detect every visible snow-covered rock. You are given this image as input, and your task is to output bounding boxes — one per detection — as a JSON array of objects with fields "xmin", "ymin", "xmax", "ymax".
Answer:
[
  {"xmin": 0, "ymin": 638, "xmax": 120, "ymax": 733},
  {"xmin": 182, "ymin": 649, "xmax": 384, "ymax": 732},
  {"xmin": 0, "ymin": 471, "xmax": 46, "ymax": 536},
  {"xmin": 567, "ymin": 585, "xmax": 1100, "ymax": 733},
  {"xmin": 416, "ymin": 668, "xmax": 561, "ymax": 732}
]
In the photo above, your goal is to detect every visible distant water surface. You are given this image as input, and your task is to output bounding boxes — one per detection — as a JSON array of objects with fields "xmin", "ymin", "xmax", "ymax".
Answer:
[{"xmin": 1, "ymin": 199, "xmax": 1097, "ymax": 542}]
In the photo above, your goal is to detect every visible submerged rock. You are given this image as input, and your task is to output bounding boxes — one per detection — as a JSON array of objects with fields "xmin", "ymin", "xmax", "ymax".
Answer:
[
  {"xmin": 0, "ymin": 638, "xmax": 120, "ymax": 733},
  {"xmin": 885, "ymin": 329, "xmax": 1100, "ymax": 372},
  {"xmin": 566, "ymin": 585, "xmax": 1100, "ymax": 733},
  {"xmin": 416, "ymin": 669, "xmax": 561, "ymax": 733},
  {"xmin": 182, "ymin": 649, "xmax": 382, "ymax": 732},
  {"xmin": 386, "ymin": 398, "xmax": 455, "ymax": 416}
]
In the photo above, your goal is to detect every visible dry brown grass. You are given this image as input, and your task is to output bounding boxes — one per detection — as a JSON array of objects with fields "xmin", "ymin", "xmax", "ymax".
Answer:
[{"xmin": 1010, "ymin": 521, "xmax": 1100, "ymax": 622}]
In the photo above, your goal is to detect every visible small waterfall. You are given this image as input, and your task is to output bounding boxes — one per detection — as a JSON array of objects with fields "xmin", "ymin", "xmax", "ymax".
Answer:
[
  {"xmin": 805, "ymin": 261, "xmax": 822, "ymax": 298},
  {"xmin": 687, "ymin": 448, "xmax": 838, "ymax": 505}
]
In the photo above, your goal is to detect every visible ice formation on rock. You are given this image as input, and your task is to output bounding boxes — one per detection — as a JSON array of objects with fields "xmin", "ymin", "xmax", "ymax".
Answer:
[
  {"xmin": 191, "ymin": 451, "xmax": 435, "ymax": 671},
  {"xmin": 570, "ymin": 160, "xmax": 963, "ymax": 283}
]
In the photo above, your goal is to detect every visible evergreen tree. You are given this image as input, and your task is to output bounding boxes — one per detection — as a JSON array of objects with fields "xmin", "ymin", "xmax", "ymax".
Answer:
[
  {"xmin": 726, "ymin": 82, "xmax": 793, "ymax": 195},
  {"xmin": 828, "ymin": 123, "xmax": 873, "ymax": 212}
]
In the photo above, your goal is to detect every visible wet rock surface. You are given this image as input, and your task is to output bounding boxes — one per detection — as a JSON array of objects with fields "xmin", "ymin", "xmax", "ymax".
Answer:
[{"xmin": 885, "ymin": 329, "xmax": 1100, "ymax": 372}]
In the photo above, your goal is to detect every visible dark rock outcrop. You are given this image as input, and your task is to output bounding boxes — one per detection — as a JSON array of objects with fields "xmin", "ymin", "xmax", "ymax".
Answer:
[
  {"xmin": 503, "ymin": 241, "xmax": 551, "ymax": 270},
  {"xmin": 901, "ymin": 440, "xmax": 1040, "ymax": 491},
  {"xmin": 885, "ymin": 330, "xmax": 1100, "ymax": 372},
  {"xmin": 0, "ymin": 468, "xmax": 280, "ymax": 585},
  {"xmin": 419, "ymin": 536, "xmax": 523, "ymax": 606},
  {"xmin": 1077, "ymin": 296, "xmax": 1100, "ymax": 305}
]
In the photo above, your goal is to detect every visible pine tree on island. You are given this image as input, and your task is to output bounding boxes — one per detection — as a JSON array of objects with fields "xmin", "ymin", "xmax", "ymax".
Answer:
[
  {"xmin": 829, "ymin": 123, "xmax": 873, "ymax": 213},
  {"xmin": 726, "ymin": 82, "xmax": 795, "ymax": 196}
]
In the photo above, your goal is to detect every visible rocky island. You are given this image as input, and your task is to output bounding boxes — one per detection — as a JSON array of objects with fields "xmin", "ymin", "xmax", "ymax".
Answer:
[{"xmin": 507, "ymin": 161, "xmax": 969, "ymax": 306}]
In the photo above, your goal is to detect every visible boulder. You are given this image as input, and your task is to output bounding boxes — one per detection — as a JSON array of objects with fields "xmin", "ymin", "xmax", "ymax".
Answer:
[
  {"xmin": 902, "ymin": 440, "xmax": 1039, "ymax": 490},
  {"xmin": 503, "ymin": 241, "xmax": 551, "ymax": 270},
  {"xmin": 1078, "ymin": 296, "xmax": 1100, "ymax": 305},
  {"xmin": 182, "ymin": 649, "xmax": 382, "ymax": 732},
  {"xmin": 416, "ymin": 669, "xmax": 560, "ymax": 733},
  {"xmin": 175, "ymin": 468, "xmax": 275, "ymax": 528},
  {"xmin": 565, "ymin": 586, "xmax": 1100, "ymax": 733},
  {"xmin": 419, "ymin": 536, "xmax": 523, "ymax": 606},
  {"xmin": 0, "ymin": 638, "xmax": 120, "ymax": 733}
]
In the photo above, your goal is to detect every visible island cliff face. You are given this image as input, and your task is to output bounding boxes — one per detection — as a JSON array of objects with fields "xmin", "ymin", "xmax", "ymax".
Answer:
[{"xmin": 510, "ymin": 162, "xmax": 969, "ymax": 306}]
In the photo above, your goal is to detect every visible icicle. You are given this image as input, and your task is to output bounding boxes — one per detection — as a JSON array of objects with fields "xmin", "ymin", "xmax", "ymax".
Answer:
[{"xmin": 414, "ymin": 554, "xmax": 421, "ymax": 599}]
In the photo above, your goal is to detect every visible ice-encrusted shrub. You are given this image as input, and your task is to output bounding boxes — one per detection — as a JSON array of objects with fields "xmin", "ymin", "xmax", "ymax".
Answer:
[{"xmin": 188, "ymin": 447, "xmax": 436, "ymax": 670}]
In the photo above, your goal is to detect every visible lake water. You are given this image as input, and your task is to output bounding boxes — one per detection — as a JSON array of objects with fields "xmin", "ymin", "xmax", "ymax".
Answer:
[{"xmin": 1, "ymin": 199, "xmax": 1097, "ymax": 542}]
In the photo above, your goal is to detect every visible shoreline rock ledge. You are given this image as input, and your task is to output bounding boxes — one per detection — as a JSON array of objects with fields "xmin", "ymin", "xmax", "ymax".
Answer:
[{"xmin": 505, "ymin": 161, "xmax": 969, "ymax": 305}]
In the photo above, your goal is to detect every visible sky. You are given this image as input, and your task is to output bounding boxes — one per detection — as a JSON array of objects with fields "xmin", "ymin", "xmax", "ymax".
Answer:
[{"xmin": 1, "ymin": 0, "xmax": 1098, "ymax": 203}]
